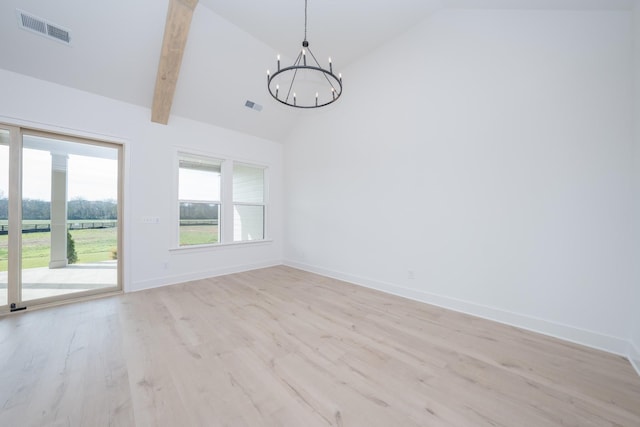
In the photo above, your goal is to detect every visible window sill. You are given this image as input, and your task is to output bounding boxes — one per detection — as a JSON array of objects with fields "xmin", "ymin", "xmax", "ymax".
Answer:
[{"xmin": 169, "ymin": 239, "xmax": 273, "ymax": 253}]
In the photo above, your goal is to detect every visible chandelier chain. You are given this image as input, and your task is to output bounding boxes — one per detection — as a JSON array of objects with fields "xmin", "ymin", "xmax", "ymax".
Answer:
[{"xmin": 304, "ymin": 0, "xmax": 308, "ymax": 42}]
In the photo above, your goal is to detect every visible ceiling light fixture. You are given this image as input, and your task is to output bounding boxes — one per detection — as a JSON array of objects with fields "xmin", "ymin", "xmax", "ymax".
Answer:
[{"xmin": 267, "ymin": 0, "xmax": 342, "ymax": 109}]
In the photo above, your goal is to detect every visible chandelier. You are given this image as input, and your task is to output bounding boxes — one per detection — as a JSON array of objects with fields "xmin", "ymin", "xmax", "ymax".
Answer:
[{"xmin": 267, "ymin": 0, "xmax": 342, "ymax": 109}]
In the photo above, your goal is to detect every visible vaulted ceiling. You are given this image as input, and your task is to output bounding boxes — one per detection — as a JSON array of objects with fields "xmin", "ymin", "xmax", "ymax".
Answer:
[{"xmin": 0, "ymin": 0, "xmax": 634, "ymax": 142}]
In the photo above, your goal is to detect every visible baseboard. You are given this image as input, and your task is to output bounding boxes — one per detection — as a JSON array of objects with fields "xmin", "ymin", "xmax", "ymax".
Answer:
[
  {"xmin": 630, "ymin": 341, "xmax": 640, "ymax": 377},
  {"xmin": 284, "ymin": 260, "xmax": 630, "ymax": 357},
  {"xmin": 131, "ymin": 260, "xmax": 282, "ymax": 292}
]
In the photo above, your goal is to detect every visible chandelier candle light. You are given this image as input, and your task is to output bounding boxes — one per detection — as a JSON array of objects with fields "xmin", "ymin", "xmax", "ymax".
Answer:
[{"xmin": 267, "ymin": 0, "xmax": 343, "ymax": 109}]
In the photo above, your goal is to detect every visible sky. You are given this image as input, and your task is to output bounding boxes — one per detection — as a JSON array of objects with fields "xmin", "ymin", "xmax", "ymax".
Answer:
[
  {"xmin": 0, "ymin": 146, "xmax": 117, "ymax": 201},
  {"xmin": 179, "ymin": 168, "xmax": 221, "ymax": 201},
  {"xmin": 1, "ymin": 145, "xmax": 219, "ymax": 203}
]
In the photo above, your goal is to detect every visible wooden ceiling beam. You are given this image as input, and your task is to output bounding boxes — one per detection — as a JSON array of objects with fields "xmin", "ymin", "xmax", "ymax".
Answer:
[{"xmin": 151, "ymin": 0, "xmax": 199, "ymax": 125}]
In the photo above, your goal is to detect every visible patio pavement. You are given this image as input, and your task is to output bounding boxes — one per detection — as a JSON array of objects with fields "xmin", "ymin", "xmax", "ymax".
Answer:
[{"xmin": 0, "ymin": 260, "xmax": 118, "ymax": 304}]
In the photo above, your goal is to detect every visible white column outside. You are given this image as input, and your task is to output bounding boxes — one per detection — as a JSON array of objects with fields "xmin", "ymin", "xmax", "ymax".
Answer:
[{"xmin": 49, "ymin": 153, "xmax": 68, "ymax": 269}]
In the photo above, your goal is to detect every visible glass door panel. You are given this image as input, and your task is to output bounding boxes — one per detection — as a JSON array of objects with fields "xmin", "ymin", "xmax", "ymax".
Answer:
[
  {"xmin": 0, "ymin": 129, "xmax": 9, "ymax": 306},
  {"xmin": 21, "ymin": 134, "xmax": 119, "ymax": 303}
]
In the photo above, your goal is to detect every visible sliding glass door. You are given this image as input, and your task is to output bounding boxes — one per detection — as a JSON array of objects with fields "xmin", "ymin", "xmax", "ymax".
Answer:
[
  {"xmin": 0, "ymin": 125, "xmax": 122, "ymax": 312},
  {"xmin": 0, "ymin": 128, "xmax": 10, "ymax": 307}
]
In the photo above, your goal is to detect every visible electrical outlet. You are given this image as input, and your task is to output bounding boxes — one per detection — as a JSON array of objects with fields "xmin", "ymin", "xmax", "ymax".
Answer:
[{"xmin": 408, "ymin": 270, "xmax": 415, "ymax": 280}]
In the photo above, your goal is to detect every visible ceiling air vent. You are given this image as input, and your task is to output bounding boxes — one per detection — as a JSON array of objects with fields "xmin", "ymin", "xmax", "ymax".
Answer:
[
  {"xmin": 16, "ymin": 9, "xmax": 72, "ymax": 45},
  {"xmin": 245, "ymin": 100, "xmax": 263, "ymax": 112}
]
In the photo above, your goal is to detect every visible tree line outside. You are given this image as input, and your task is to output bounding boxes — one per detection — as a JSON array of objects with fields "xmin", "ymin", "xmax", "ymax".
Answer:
[
  {"xmin": 0, "ymin": 197, "xmax": 117, "ymax": 221},
  {"xmin": 0, "ymin": 197, "xmax": 218, "ymax": 222}
]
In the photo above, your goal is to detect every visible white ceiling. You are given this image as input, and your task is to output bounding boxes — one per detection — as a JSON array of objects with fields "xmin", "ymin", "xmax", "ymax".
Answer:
[
  {"xmin": 200, "ymin": 0, "xmax": 634, "ymax": 68},
  {"xmin": 0, "ymin": 0, "xmax": 635, "ymax": 142}
]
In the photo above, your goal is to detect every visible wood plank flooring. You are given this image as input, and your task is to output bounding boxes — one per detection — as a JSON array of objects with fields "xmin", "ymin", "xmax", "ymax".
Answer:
[{"xmin": 1, "ymin": 265, "xmax": 639, "ymax": 426}]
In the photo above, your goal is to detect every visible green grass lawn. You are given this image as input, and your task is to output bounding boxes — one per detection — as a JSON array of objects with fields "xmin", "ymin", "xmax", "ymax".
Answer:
[
  {"xmin": 0, "ymin": 224, "xmax": 219, "ymax": 271},
  {"xmin": 179, "ymin": 225, "xmax": 219, "ymax": 246},
  {"xmin": 0, "ymin": 228, "xmax": 117, "ymax": 271}
]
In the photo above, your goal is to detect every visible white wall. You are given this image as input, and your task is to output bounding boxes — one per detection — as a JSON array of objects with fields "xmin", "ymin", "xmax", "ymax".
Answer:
[
  {"xmin": 0, "ymin": 68, "xmax": 283, "ymax": 292},
  {"xmin": 631, "ymin": 1, "xmax": 640, "ymax": 373},
  {"xmin": 284, "ymin": 9, "xmax": 636, "ymax": 355}
]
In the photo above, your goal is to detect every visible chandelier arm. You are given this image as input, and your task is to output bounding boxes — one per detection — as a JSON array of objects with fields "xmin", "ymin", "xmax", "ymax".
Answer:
[
  {"xmin": 285, "ymin": 67, "xmax": 300, "ymax": 104},
  {"xmin": 307, "ymin": 47, "xmax": 340, "ymax": 92},
  {"xmin": 306, "ymin": 46, "xmax": 323, "ymax": 67},
  {"xmin": 284, "ymin": 51, "xmax": 304, "ymax": 103}
]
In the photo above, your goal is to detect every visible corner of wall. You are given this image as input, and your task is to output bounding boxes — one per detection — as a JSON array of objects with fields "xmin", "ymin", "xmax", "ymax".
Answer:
[
  {"xmin": 630, "ymin": 340, "xmax": 640, "ymax": 377},
  {"xmin": 632, "ymin": 1, "xmax": 640, "ymax": 378}
]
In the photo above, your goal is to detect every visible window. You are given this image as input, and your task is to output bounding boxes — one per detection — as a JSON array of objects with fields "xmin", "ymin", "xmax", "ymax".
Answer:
[
  {"xmin": 178, "ymin": 153, "xmax": 221, "ymax": 246},
  {"xmin": 233, "ymin": 163, "xmax": 265, "ymax": 242},
  {"xmin": 176, "ymin": 153, "xmax": 267, "ymax": 248}
]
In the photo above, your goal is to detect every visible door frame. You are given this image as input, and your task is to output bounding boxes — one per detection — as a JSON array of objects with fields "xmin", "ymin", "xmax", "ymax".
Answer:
[{"xmin": 1, "ymin": 123, "xmax": 124, "ymax": 313}]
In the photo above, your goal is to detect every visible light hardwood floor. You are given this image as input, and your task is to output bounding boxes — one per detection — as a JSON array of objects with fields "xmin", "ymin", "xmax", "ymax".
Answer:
[{"xmin": 1, "ymin": 266, "xmax": 639, "ymax": 426}]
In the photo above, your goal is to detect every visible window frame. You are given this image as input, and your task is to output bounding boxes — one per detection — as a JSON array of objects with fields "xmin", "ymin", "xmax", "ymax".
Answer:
[
  {"xmin": 173, "ymin": 149, "xmax": 269, "ymax": 250},
  {"xmin": 176, "ymin": 152, "xmax": 223, "ymax": 247},
  {"xmin": 232, "ymin": 162, "xmax": 267, "ymax": 242}
]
